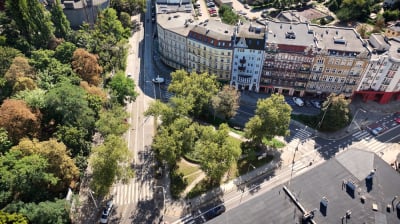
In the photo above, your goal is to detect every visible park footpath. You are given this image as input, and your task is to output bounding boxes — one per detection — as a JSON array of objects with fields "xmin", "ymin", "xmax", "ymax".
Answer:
[{"xmin": 160, "ymin": 92, "xmax": 400, "ymax": 224}]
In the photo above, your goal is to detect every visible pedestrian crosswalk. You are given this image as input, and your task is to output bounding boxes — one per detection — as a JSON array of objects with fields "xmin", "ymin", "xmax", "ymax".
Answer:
[
  {"xmin": 359, "ymin": 138, "xmax": 387, "ymax": 154},
  {"xmin": 352, "ymin": 130, "xmax": 372, "ymax": 140},
  {"xmin": 112, "ymin": 177, "xmax": 153, "ymax": 206},
  {"xmin": 292, "ymin": 128, "xmax": 313, "ymax": 142}
]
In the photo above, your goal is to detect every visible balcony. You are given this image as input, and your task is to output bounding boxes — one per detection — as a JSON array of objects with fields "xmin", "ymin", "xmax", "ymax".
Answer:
[
  {"xmin": 238, "ymin": 66, "xmax": 246, "ymax": 71},
  {"xmin": 239, "ymin": 56, "xmax": 246, "ymax": 64}
]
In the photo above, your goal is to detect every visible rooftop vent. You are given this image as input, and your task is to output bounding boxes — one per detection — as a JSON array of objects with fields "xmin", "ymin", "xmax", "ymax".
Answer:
[
  {"xmin": 285, "ymin": 31, "xmax": 296, "ymax": 39},
  {"xmin": 168, "ymin": 17, "xmax": 171, "ymax": 20},
  {"xmin": 333, "ymin": 37, "xmax": 346, "ymax": 44},
  {"xmin": 173, "ymin": 15, "xmax": 180, "ymax": 18},
  {"xmin": 224, "ymin": 30, "xmax": 228, "ymax": 33}
]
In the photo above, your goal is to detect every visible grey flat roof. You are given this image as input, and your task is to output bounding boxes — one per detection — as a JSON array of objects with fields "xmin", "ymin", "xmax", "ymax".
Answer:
[
  {"xmin": 208, "ymin": 148, "xmax": 400, "ymax": 224},
  {"xmin": 310, "ymin": 25, "xmax": 367, "ymax": 52},
  {"xmin": 190, "ymin": 20, "xmax": 235, "ymax": 42},
  {"xmin": 388, "ymin": 39, "xmax": 400, "ymax": 61},
  {"xmin": 157, "ymin": 12, "xmax": 195, "ymax": 37},
  {"xmin": 266, "ymin": 22, "xmax": 315, "ymax": 47}
]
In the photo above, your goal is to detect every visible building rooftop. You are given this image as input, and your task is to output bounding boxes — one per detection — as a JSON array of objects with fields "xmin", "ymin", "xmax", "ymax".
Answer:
[
  {"xmin": 387, "ymin": 21, "xmax": 400, "ymax": 33},
  {"xmin": 388, "ymin": 39, "xmax": 400, "ymax": 62},
  {"xmin": 266, "ymin": 21, "xmax": 316, "ymax": 49},
  {"xmin": 188, "ymin": 20, "xmax": 234, "ymax": 49},
  {"xmin": 61, "ymin": 0, "xmax": 108, "ymax": 9},
  {"xmin": 311, "ymin": 25, "xmax": 368, "ymax": 53},
  {"xmin": 155, "ymin": 0, "xmax": 192, "ymax": 14},
  {"xmin": 157, "ymin": 12, "xmax": 195, "ymax": 37},
  {"xmin": 208, "ymin": 148, "xmax": 400, "ymax": 224},
  {"xmin": 234, "ymin": 22, "xmax": 266, "ymax": 50}
]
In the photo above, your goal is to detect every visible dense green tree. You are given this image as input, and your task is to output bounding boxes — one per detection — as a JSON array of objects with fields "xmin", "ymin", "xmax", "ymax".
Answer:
[
  {"xmin": 54, "ymin": 125, "xmax": 91, "ymax": 158},
  {"xmin": 0, "ymin": 11, "xmax": 32, "ymax": 54},
  {"xmin": 29, "ymin": 49, "xmax": 56, "ymax": 71},
  {"xmin": 168, "ymin": 70, "xmax": 219, "ymax": 117},
  {"xmin": 0, "ymin": 99, "xmax": 41, "ymax": 144},
  {"xmin": 196, "ymin": 124, "xmax": 241, "ymax": 184},
  {"xmin": 4, "ymin": 200, "xmax": 70, "ymax": 224},
  {"xmin": 244, "ymin": 94, "xmax": 292, "ymax": 145},
  {"xmin": 13, "ymin": 88, "xmax": 46, "ymax": 109},
  {"xmin": 145, "ymin": 97, "xmax": 193, "ymax": 126},
  {"xmin": 119, "ymin": 12, "xmax": 132, "ymax": 29},
  {"xmin": 336, "ymin": 0, "xmax": 371, "ymax": 21},
  {"xmin": 5, "ymin": 0, "xmax": 54, "ymax": 49},
  {"xmin": 111, "ymin": 0, "xmax": 146, "ymax": 16},
  {"xmin": 95, "ymin": 105, "xmax": 130, "ymax": 137},
  {"xmin": 92, "ymin": 8, "xmax": 130, "ymax": 72},
  {"xmin": 54, "ymin": 41, "xmax": 77, "ymax": 64},
  {"xmin": 0, "ymin": 128, "xmax": 12, "ymax": 154},
  {"xmin": 318, "ymin": 94, "xmax": 350, "ymax": 131},
  {"xmin": 211, "ymin": 85, "xmax": 240, "ymax": 120},
  {"xmin": 50, "ymin": 0, "xmax": 72, "ymax": 38},
  {"xmin": 0, "ymin": 210, "xmax": 28, "ymax": 224},
  {"xmin": 11, "ymin": 138, "xmax": 79, "ymax": 192},
  {"xmin": 90, "ymin": 135, "xmax": 133, "ymax": 196},
  {"xmin": 0, "ymin": 150, "xmax": 58, "ymax": 206},
  {"xmin": 44, "ymin": 82, "xmax": 96, "ymax": 132},
  {"xmin": 107, "ymin": 71, "xmax": 138, "ymax": 105},
  {"xmin": 382, "ymin": 9, "xmax": 400, "ymax": 21},
  {"xmin": 219, "ymin": 5, "xmax": 240, "ymax": 25}
]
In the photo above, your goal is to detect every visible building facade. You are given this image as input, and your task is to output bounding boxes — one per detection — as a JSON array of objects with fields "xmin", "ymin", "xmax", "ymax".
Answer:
[
  {"xmin": 231, "ymin": 22, "xmax": 266, "ymax": 92},
  {"xmin": 187, "ymin": 21, "xmax": 234, "ymax": 81},
  {"xmin": 260, "ymin": 22, "xmax": 315, "ymax": 96},
  {"xmin": 155, "ymin": 2, "xmax": 399, "ymax": 103},
  {"xmin": 354, "ymin": 35, "xmax": 400, "ymax": 103}
]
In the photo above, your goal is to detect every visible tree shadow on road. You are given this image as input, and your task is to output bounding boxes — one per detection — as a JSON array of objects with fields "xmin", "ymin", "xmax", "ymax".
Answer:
[{"xmin": 128, "ymin": 199, "xmax": 161, "ymax": 224}]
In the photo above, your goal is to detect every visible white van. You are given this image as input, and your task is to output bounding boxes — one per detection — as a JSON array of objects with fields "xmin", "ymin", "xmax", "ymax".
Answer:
[{"xmin": 293, "ymin": 97, "xmax": 304, "ymax": 107}]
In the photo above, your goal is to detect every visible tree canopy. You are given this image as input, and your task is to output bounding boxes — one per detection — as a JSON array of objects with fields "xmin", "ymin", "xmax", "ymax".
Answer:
[
  {"xmin": 318, "ymin": 94, "xmax": 351, "ymax": 131},
  {"xmin": 72, "ymin": 48, "xmax": 103, "ymax": 86},
  {"xmin": 196, "ymin": 124, "xmax": 241, "ymax": 184},
  {"xmin": 90, "ymin": 135, "xmax": 133, "ymax": 196},
  {"xmin": 211, "ymin": 85, "xmax": 240, "ymax": 120},
  {"xmin": 244, "ymin": 94, "xmax": 292, "ymax": 144},
  {"xmin": 0, "ymin": 99, "xmax": 41, "ymax": 144},
  {"xmin": 107, "ymin": 71, "xmax": 138, "ymax": 105},
  {"xmin": 5, "ymin": 0, "xmax": 54, "ymax": 50},
  {"xmin": 168, "ymin": 70, "xmax": 219, "ymax": 117},
  {"xmin": 11, "ymin": 138, "xmax": 79, "ymax": 192},
  {"xmin": 95, "ymin": 105, "xmax": 130, "ymax": 137}
]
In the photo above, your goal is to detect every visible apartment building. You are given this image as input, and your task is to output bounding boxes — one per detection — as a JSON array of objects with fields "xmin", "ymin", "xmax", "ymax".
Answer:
[
  {"xmin": 354, "ymin": 34, "xmax": 400, "ymax": 103},
  {"xmin": 187, "ymin": 20, "xmax": 234, "ymax": 81},
  {"xmin": 154, "ymin": 2, "xmax": 399, "ymax": 103},
  {"xmin": 157, "ymin": 12, "xmax": 193, "ymax": 70},
  {"xmin": 307, "ymin": 25, "xmax": 370, "ymax": 98},
  {"xmin": 231, "ymin": 22, "xmax": 266, "ymax": 92},
  {"xmin": 260, "ymin": 22, "xmax": 315, "ymax": 96}
]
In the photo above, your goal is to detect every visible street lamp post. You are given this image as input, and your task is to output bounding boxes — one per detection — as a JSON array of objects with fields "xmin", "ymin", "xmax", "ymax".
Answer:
[
  {"xmin": 347, "ymin": 108, "xmax": 367, "ymax": 132},
  {"xmin": 288, "ymin": 126, "xmax": 307, "ymax": 188},
  {"xmin": 239, "ymin": 163, "xmax": 256, "ymax": 204},
  {"xmin": 88, "ymin": 190, "xmax": 98, "ymax": 208}
]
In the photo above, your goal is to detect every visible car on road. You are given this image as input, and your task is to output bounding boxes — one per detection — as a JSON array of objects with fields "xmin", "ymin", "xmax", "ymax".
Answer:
[
  {"xmin": 152, "ymin": 76, "xmax": 165, "ymax": 84},
  {"xmin": 293, "ymin": 97, "xmax": 304, "ymax": 107},
  {"xmin": 395, "ymin": 117, "xmax": 400, "ymax": 124},
  {"xmin": 371, "ymin": 126, "xmax": 384, "ymax": 136},
  {"xmin": 204, "ymin": 205, "xmax": 226, "ymax": 220},
  {"xmin": 100, "ymin": 200, "xmax": 114, "ymax": 223}
]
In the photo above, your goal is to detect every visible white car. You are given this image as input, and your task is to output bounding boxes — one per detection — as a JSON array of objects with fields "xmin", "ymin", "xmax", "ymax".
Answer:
[
  {"xmin": 100, "ymin": 200, "xmax": 114, "ymax": 223},
  {"xmin": 293, "ymin": 97, "xmax": 304, "ymax": 107},
  {"xmin": 127, "ymin": 72, "xmax": 132, "ymax": 77},
  {"xmin": 152, "ymin": 76, "xmax": 165, "ymax": 84}
]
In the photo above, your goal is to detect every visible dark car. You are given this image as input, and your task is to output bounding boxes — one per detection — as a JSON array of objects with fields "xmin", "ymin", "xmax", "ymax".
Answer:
[{"xmin": 204, "ymin": 205, "xmax": 226, "ymax": 220}]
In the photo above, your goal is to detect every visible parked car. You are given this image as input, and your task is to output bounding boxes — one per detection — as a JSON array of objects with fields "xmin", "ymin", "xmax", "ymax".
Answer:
[
  {"xmin": 204, "ymin": 205, "xmax": 226, "ymax": 220},
  {"xmin": 310, "ymin": 100, "xmax": 321, "ymax": 109},
  {"xmin": 371, "ymin": 127, "xmax": 384, "ymax": 136},
  {"xmin": 152, "ymin": 76, "xmax": 165, "ymax": 84},
  {"xmin": 293, "ymin": 97, "xmax": 304, "ymax": 107},
  {"xmin": 100, "ymin": 200, "xmax": 114, "ymax": 223},
  {"xmin": 244, "ymin": 4, "xmax": 250, "ymax": 9},
  {"xmin": 395, "ymin": 117, "xmax": 400, "ymax": 124},
  {"xmin": 305, "ymin": 100, "xmax": 312, "ymax": 107}
]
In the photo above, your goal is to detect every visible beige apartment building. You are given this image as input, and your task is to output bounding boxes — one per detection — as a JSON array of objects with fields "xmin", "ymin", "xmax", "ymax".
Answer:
[
  {"xmin": 306, "ymin": 25, "xmax": 370, "ymax": 98},
  {"xmin": 187, "ymin": 20, "xmax": 234, "ymax": 81}
]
